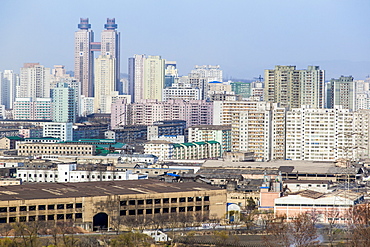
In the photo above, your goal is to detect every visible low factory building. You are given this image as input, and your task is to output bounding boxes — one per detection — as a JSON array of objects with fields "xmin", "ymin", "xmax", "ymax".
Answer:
[{"xmin": 0, "ymin": 180, "xmax": 226, "ymax": 231}]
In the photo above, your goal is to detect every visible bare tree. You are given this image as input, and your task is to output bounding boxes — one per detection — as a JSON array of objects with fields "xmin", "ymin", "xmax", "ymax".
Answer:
[
  {"xmin": 264, "ymin": 213, "xmax": 320, "ymax": 247},
  {"xmin": 347, "ymin": 203, "xmax": 370, "ymax": 247}
]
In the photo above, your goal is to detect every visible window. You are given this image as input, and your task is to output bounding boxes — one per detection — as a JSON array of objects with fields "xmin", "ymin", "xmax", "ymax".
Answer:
[
  {"xmin": 29, "ymin": 206, "xmax": 36, "ymax": 211},
  {"xmin": 66, "ymin": 204, "xmax": 73, "ymax": 209},
  {"xmin": 129, "ymin": 200, "xmax": 136, "ymax": 206},
  {"xmin": 163, "ymin": 208, "xmax": 169, "ymax": 213},
  {"xmin": 187, "ymin": 206, "xmax": 193, "ymax": 211},
  {"xmin": 20, "ymin": 206, "xmax": 26, "ymax": 211},
  {"xmin": 171, "ymin": 207, "xmax": 177, "ymax": 213},
  {"xmin": 171, "ymin": 198, "xmax": 177, "ymax": 203},
  {"xmin": 57, "ymin": 214, "xmax": 64, "ymax": 220},
  {"xmin": 196, "ymin": 206, "xmax": 202, "ymax": 211},
  {"xmin": 138, "ymin": 200, "xmax": 144, "ymax": 205},
  {"xmin": 48, "ymin": 205, "xmax": 55, "ymax": 210},
  {"xmin": 57, "ymin": 204, "xmax": 64, "ymax": 209},
  {"xmin": 120, "ymin": 210, "xmax": 126, "ymax": 216},
  {"xmin": 75, "ymin": 213, "xmax": 82, "ymax": 219},
  {"xmin": 196, "ymin": 197, "xmax": 202, "ymax": 202},
  {"xmin": 146, "ymin": 199, "xmax": 153, "ymax": 204},
  {"xmin": 146, "ymin": 209, "xmax": 152, "ymax": 214},
  {"xmin": 38, "ymin": 205, "xmax": 46, "ymax": 210},
  {"xmin": 66, "ymin": 214, "xmax": 73, "ymax": 219},
  {"xmin": 120, "ymin": 201, "xmax": 127, "ymax": 206},
  {"xmin": 155, "ymin": 199, "xmax": 161, "ymax": 204},
  {"xmin": 0, "ymin": 218, "xmax": 6, "ymax": 223},
  {"xmin": 188, "ymin": 197, "xmax": 194, "ymax": 202},
  {"xmin": 154, "ymin": 208, "xmax": 161, "ymax": 214},
  {"xmin": 137, "ymin": 209, "xmax": 144, "ymax": 215},
  {"xmin": 76, "ymin": 203, "xmax": 82, "ymax": 208},
  {"xmin": 9, "ymin": 207, "xmax": 16, "ymax": 212},
  {"xmin": 129, "ymin": 210, "xmax": 135, "ymax": 216},
  {"xmin": 163, "ymin": 198, "xmax": 169, "ymax": 204},
  {"xmin": 0, "ymin": 207, "xmax": 7, "ymax": 213},
  {"xmin": 179, "ymin": 197, "xmax": 186, "ymax": 203},
  {"xmin": 38, "ymin": 215, "xmax": 46, "ymax": 221},
  {"xmin": 9, "ymin": 217, "xmax": 16, "ymax": 223},
  {"xmin": 204, "ymin": 196, "xmax": 209, "ymax": 201},
  {"xmin": 29, "ymin": 216, "xmax": 36, "ymax": 221},
  {"xmin": 19, "ymin": 216, "xmax": 26, "ymax": 222},
  {"xmin": 179, "ymin": 207, "xmax": 185, "ymax": 212}
]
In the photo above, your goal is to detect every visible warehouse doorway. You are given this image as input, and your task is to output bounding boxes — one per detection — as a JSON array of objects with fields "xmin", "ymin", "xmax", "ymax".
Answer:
[{"xmin": 93, "ymin": 212, "xmax": 108, "ymax": 231}]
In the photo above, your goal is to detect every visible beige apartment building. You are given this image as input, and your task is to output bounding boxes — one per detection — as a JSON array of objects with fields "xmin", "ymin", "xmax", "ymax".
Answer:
[{"xmin": 18, "ymin": 143, "xmax": 96, "ymax": 157}]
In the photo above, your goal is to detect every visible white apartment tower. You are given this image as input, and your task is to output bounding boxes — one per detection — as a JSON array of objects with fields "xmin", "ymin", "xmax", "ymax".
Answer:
[
  {"xmin": 1, "ymin": 70, "xmax": 18, "ymax": 109},
  {"xmin": 18, "ymin": 63, "xmax": 51, "ymax": 99},
  {"xmin": 286, "ymin": 106, "xmax": 370, "ymax": 161},
  {"xmin": 129, "ymin": 54, "xmax": 145, "ymax": 102},
  {"xmin": 143, "ymin": 56, "xmax": 165, "ymax": 101},
  {"xmin": 94, "ymin": 55, "xmax": 117, "ymax": 113}
]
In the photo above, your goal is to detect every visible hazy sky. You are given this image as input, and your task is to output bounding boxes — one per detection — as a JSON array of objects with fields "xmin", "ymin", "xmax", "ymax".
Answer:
[{"xmin": 1, "ymin": 0, "xmax": 369, "ymax": 80}]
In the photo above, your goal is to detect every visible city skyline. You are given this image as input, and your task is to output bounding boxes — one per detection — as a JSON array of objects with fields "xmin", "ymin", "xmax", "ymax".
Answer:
[{"xmin": 0, "ymin": 0, "xmax": 369, "ymax": 80}]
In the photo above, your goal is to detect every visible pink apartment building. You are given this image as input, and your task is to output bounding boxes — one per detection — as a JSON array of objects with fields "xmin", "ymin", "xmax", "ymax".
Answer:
[{"xmin": 111, "ymin": 99, "xmax": 213, "ymax": 129}]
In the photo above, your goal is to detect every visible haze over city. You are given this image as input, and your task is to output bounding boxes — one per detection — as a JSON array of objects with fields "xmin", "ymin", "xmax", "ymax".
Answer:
[{"xmin": 1, "ymin": 0, "xmax": 369, "ymax": 79}]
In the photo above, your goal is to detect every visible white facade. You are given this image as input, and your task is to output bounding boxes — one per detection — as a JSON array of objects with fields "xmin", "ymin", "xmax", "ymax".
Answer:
[
  {"xmin": 43, "ymin": 122, "xmax": 73, "ymax": 142},
  {"xmin": 144, "ymin": 141, "xmax": 174, "ymax": 161},
  {"xmin": 162, "ymin": 87, "xmax": 200, "ymax": 101},
  {"xmin": 13, "ymin": 98, "xmax": 52, "ymax": 120},
  {"xmin": 149, "ymin": 135, "xmax": 185, "ymax": 143},
  {"xmin": 17, "ymin": 164, "xmax": 147, "ymax": 183},
  {"xmin": 286, "ymin": 106, "xmax": 370, "ymax": 161},
  {"xmin": 94, "ymin": 55, "xmax": 117, "ymax": 113},
  {"xmin": 1, "ymin": 70, "xmax": 18, "ymax": 109},
  {"xmin": 275, "ymin": 190, "xmax": 364, "ymax": 223},
  {"xmin": 143, "ymin": 56, "xmax": 165, "ymax": 101},
  {"xmin": 80, "ymin": 96, "xmax": 94, "ymax": 117},
  {"xmin": 18, "ymin": 63, "xmax": 51, "ymax": 99}
]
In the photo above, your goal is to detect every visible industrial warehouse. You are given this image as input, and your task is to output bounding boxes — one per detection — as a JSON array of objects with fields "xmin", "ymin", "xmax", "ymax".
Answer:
[{"xmin": 0, "ymin": 179, "xmax": 226, "ymax": 231}]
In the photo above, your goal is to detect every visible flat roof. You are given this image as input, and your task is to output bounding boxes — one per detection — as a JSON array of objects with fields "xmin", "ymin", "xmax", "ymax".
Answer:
[{"xmin": 0, "ymin": 180, "xmax": 222, "ymax": 201}]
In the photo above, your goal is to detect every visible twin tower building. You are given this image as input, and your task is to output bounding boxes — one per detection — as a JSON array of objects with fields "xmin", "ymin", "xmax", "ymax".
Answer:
[{"xmin": 74, "ymin": 18, "xmax": 121, "ymax": 113}]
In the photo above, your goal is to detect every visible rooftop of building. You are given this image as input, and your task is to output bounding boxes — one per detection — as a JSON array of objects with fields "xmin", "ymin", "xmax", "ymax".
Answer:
[
  {"xmin": 188, "ymin": 125, "xmax": 232, "ymax": 130},
  {"xmin": 283, "ymin": 179, "xmax": 331, "ymax": 184},
  {"xmin": 0, "ymin": 180, "xmax": 222, "ymax": 201},
  {"xmin": 288, "ymin": 189, "xmax": 363, "ymax": 201},
  {"xmin": 202, "ymin": 160, "xmax": 361, "ymax": 174}
]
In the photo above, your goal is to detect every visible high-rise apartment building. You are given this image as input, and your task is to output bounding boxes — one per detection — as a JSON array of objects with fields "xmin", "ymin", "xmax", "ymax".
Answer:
[
  {"xmin": 18, "ymin": 63, "xmax": 51, "ymax": 99},
  {"xmin": 1, "ymin": 70, "xmax": 18, "ymax": 109},
  {"xmin": 51, "ymin": 82, "xmax": 77, "ymax": 123},
  {"xmin": 128, "ymin": 54, "xmax": 145, "ymax": 102},
  {"xmin": 101, "ymin": 18, "xmax": 121, "ymax": 94},
  {"xmin": 231, "ymin": 102, "xmax": 287, "ymax": 161},
  {"xmin": 264, "ymin": 65, "xmax": 325, "ymax": 108},
  {"xmin": 286, "ymin": 106, "xmax": 370, "ymax": 161},
  {"xmin": 327, "ymin": 76, "xmax": 355, "ymax": 111},
  {"xmin": 111, "ymin": 99, "xmax": 213, "ymax": 129},
  {"xmin": 94, "ymin": 55, "xmax": 117, "ymax": 113},
  {"xmin": 143, "ymin": 56, "xmax": 165, "ymax": 101},
  {"xmin": 74, "ymin": 18, "xmax": 120, "ymax": 97},
  {"xmin": 74, "ymin": 18, "xmax": 94, "ymax": 97},
  {"xmin": 213, "ymin": 101, "xmax": 259, "ymax": 125},
  {"xmin": 13, "ymin": 98, "xmax": 52, "ymax": 120}
]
